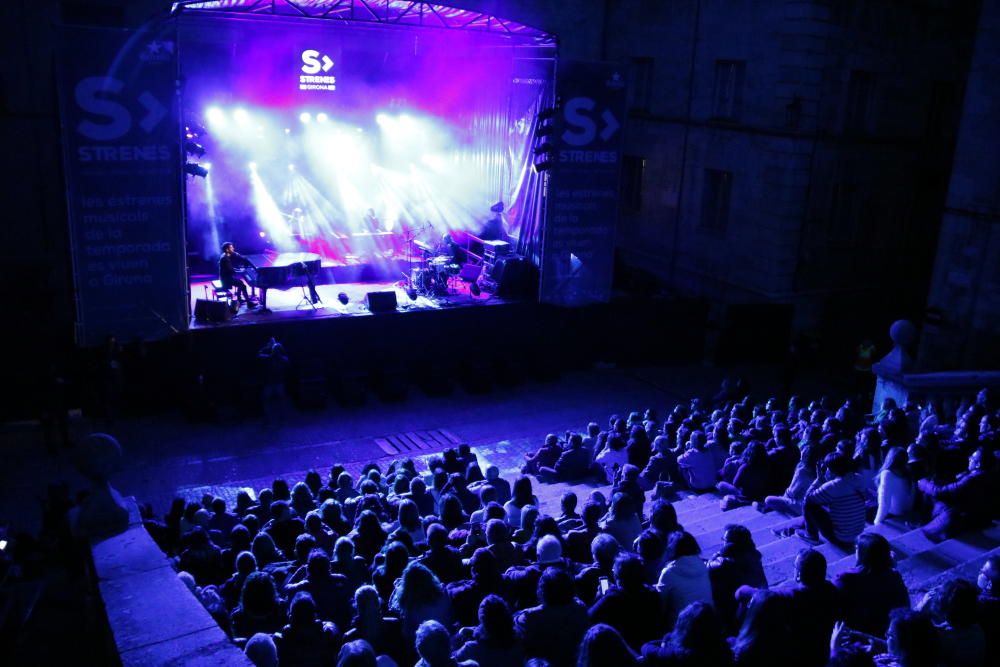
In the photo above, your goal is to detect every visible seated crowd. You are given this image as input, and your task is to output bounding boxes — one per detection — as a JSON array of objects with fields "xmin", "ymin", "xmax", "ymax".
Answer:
[{"xmin": 143, "ymin": 388, "xmax": 999, "ymax": 667}]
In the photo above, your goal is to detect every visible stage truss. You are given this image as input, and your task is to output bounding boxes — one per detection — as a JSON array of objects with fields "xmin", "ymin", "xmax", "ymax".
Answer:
[{"xmin": 171, "ymin": 0, "xmax": 556, "ymax": 46}]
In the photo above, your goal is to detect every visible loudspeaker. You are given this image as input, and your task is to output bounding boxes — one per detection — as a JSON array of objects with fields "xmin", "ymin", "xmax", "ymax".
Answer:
[
  {"xmin": 194, "ymin": 298, "xmax": 232, "ymax": 323},
  {"xmin": 365, "ymin": 290, "xmax": 398, "ymax": 313},
  {"xmin": 491, "ymin": 257, "xmax": 537, "ymax": 297}
]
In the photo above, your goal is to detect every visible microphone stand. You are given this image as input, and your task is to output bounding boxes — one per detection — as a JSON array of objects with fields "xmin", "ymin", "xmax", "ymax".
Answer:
[{"xmin": 401, "ymin": 222, "xmax": 433, "ymax": 290}]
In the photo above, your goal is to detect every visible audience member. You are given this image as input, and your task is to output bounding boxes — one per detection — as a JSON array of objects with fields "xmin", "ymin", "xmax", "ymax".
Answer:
[
  {"xmin": 641, "ymin": 600, "xmax": 733, "ymax": 667},
  {"xmin": 516, "ymin": 567, "xmax": 590, "ymax": 667},
  {"xmin": 656, "ymin": 531, "xmax": 713, "ymax": 628},
  {"xmin": 834, "ymin": 533, "xmax": 909, "ymax": 638},
  {"xmin": 274, "ymin": 591, "xmax": 340, "ymax": 667},
  {"xmin": 453, "ymin": 594, "xmax": 525, "ymax": 667},
  {"xmin": 231, "ymin": 571, "xmax": 285, "ymax": 639},
  {"xmin": 588, "ymin": 552, "xmax": 664, "ymax": 650},
  {"xmin": 577, "ymin": 622, "xmax": 639, "ymax": 667}
]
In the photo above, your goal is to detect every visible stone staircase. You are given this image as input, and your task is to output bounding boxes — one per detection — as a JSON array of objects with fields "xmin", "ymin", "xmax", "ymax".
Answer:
[{"xmin": 523, "ymin": 475, "xmax": 1000, "ymax": 605}]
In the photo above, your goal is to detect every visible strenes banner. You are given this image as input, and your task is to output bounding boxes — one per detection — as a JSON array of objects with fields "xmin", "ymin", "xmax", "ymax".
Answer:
[
  {"xmin": 57, "ymin": 23, "xmax": 186, "ymax": 346},
  {"xmin": 539, "ymin": 60, "xmax": 626, "ymax": 306}
]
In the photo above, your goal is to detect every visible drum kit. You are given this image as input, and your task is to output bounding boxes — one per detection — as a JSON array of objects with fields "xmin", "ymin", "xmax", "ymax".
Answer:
[{"xmin": 403, "ymin": 225, "xmax": 460, "ymax": 297}]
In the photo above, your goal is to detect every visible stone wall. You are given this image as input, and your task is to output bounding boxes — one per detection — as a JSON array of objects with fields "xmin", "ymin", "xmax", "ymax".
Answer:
[{"xmin": 918, "ymin": 0, "xmax": 1000, "ymax": 371}]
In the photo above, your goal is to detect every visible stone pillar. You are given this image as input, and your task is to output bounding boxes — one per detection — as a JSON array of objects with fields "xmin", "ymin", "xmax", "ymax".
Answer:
[
  {"xmin": 871, "ymin": 320, "xmax": 917, "ymax": 412},
  {"xmin": 68, "ymin": 433, "xmax": 130, "ymax": 538}
]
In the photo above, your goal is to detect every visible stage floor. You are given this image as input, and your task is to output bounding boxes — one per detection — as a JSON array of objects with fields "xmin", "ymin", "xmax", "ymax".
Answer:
[{"xmin": 188, "ymin": 276, "xmax": 509, "ymax": 329}]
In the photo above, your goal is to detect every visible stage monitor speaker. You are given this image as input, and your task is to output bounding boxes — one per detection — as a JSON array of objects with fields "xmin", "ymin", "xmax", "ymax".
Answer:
[
  {"xmin": 194, "ymin": 298, "xmax": 232, "ymax": 323},
  {"xmin": 365, "ymin": 290, "xmax": 398, "ymax": 313},
  {"xmin": 459, "ymin": 263, "xmax": 482, "ymax": 282}
]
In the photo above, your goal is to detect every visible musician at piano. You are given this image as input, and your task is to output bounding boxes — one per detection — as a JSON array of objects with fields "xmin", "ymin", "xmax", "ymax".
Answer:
[
  {"xmin": 219, "ymin": 242, "xmax": 256, "ymax": 308},
  {"xmin": 479, "ymin": 201, "xmax": 509, "ymax": 242}
]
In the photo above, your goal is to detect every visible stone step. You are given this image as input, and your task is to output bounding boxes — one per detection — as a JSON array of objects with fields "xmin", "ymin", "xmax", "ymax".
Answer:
[
  {"xmin": 907, "ymin": 544, "xmax": 1000, "ymax": 604},
  {"xmin": 895, "ymin": 527, "xmax": 1000, "ymax": 592},
  {"xmin": 684, "ymin": 505, "xmax": 759, "ymax": 536},
  {"xmin": 675, "ymin": 496, "xmax": 730, "ymax": 525},
  {"xmin": 693, "ymin": 507, "xmax": 792, "ymax": 548},
  {"xmin": 763, "ymin": 535, "xmax": 853, "ymax": 587},
  {"xmin": 673, "ymin": 492, "xmax": 724, "ymax": 512}
]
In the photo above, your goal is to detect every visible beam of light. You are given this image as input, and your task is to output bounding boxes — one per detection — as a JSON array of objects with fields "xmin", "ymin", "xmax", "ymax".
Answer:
[
  {"xmin": 233, "ymin": 108, "xmax": 250, "ymax": 124},
  {"xmin": 204, "ymin": 168, "xmax": 221, "ymax": 261},
  {"xmin": 304, "ymin": 122, "xmax": 376, "ymax": 232},
  {"xmin": 285, "ymin": 171, "xmax": 351, "ymax": 258},
  {"xmin": 248, "ymin": 166, "xmax": 297, "ymax": 251}
]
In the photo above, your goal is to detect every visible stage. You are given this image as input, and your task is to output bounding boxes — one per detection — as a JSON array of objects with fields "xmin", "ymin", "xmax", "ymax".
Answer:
[{"xmin": 188, "ymin": 271, "xmax": 512, "ymax": 330}]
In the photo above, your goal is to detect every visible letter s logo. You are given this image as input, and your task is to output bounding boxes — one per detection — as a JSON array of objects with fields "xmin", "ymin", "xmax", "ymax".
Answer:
[
  {"xmin": 301, "ymin": 49, "xmax": 321, "ymax": 74},
  {"xmin": 75, "ymin": 77, "xmax": 131, "ymax": 141},
  {"xmin": 562, "ymin": 97, "xmax": 597, "ymax": 147}
]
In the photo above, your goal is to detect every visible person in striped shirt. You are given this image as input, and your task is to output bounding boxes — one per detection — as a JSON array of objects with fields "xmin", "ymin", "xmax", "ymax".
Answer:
[{"xmin": 797, "ymin": 452, "xmax": 867, "ymax": 548}]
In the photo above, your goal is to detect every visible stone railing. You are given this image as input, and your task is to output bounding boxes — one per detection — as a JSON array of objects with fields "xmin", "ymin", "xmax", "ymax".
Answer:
[
  {"xmin": 872, "ymin": 319, "xmax": 1000, "ymax": 411},
  {"xmin": 90, "ymin": 499, "xmax": 251, "ymax": 666}
]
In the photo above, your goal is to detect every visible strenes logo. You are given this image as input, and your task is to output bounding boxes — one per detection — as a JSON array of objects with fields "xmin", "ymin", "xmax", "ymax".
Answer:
[{"xmin": 300, "ymin": 49, "xmax": 336, "ymax": 92}]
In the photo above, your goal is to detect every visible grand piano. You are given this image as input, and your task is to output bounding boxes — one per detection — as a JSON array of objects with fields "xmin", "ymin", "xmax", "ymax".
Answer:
[{"xmin": 241, "ymin": 251, "xmax": 322, "ymax": 311}]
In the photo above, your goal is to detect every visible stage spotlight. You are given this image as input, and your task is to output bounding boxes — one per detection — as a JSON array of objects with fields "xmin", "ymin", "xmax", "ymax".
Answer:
[
  {"xmin": 288, "ymin": 164, "xmax": 295, "ymax": 172},
  {"xmin": 533, "ymin": 158, "xmax": 553, "ymax": 173},
  {"xmin": 284, "ymin": 128, "xmax": 291, "ymax": 134},
  {"xmin": 300, "ymin": 112, "xmax": 312, "ymax": 124},
  {"xmin": 233, "ymin": 108, "xmax": 250, "ymax": 124},
  {"xmin": 337, "ymin": 292, "xmax": 349, "ymax": 305},
  {"xmin": 183, "ymin": 162, "xmax": 209, "ymax": 178},
  {"xmin": 533, "ymin": 142, "xmax": 554, "ymax": 156},
  {"xmin": 470, "ymin": 281, "xmax": 481, "ymax": 297},
  {"xmin": 248, "ymin": 161, "xmax": 257, "ymax": 170},
  {"xmin": 316, "ymin": 112, "xmax": 328, "ymax": 123},
  {"xmin": 185, "ymin": 140, "xmax": 206, "ymax": 158},
  {"xmin": 202, "ymin": 162, "xmax": 212, "ymax": 171},
  {"xmin": 259, "ymin": 231, "xmax": 267, "ymax": 238},
  {"xmin": 375, "ymin": 113, "xmax": 388, "ymax": 126},
  {"xmin": 205, "ymin": 107, "xmax": 224, "ymax": 125},
  {"xmin": 406, "ymin": 287, "xmax": 417, "ymax": 301}
]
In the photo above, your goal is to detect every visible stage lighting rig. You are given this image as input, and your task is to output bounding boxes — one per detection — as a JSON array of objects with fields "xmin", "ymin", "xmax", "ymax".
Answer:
[
  {"xmin": 533, "ymin": 141, "xmax": 555, "ymax": 173},
  {"xmin": 184, "ymin": 162, "xmax": 209, "ymax": 178},
  {"xmin": 533, "ymin": 142, "xmax": 554, "ymax": 156},
  {"xmin": 185, "ymin": 140, "xmax": 206, "ymax": 158}
]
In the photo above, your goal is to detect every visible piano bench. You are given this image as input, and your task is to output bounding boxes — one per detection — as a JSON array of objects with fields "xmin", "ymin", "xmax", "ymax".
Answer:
[{"xmin": 211, "ymin": 280, "xmax": 232, "ymax": 301}]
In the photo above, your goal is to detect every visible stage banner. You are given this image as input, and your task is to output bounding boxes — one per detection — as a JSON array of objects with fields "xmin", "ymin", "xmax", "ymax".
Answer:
[
  {"xmin": 56, "ymin": 22, "xmax": 187, "ymax": 346},
  {"xmin": 538, "ymin": 60, "xmax": 626, "ymax": 306}
]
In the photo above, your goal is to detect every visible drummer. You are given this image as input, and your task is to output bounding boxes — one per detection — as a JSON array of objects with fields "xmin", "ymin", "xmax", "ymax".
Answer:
[{"xmin": 437, "ymin": 231, "xmax": 460, "ymax": 263}]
